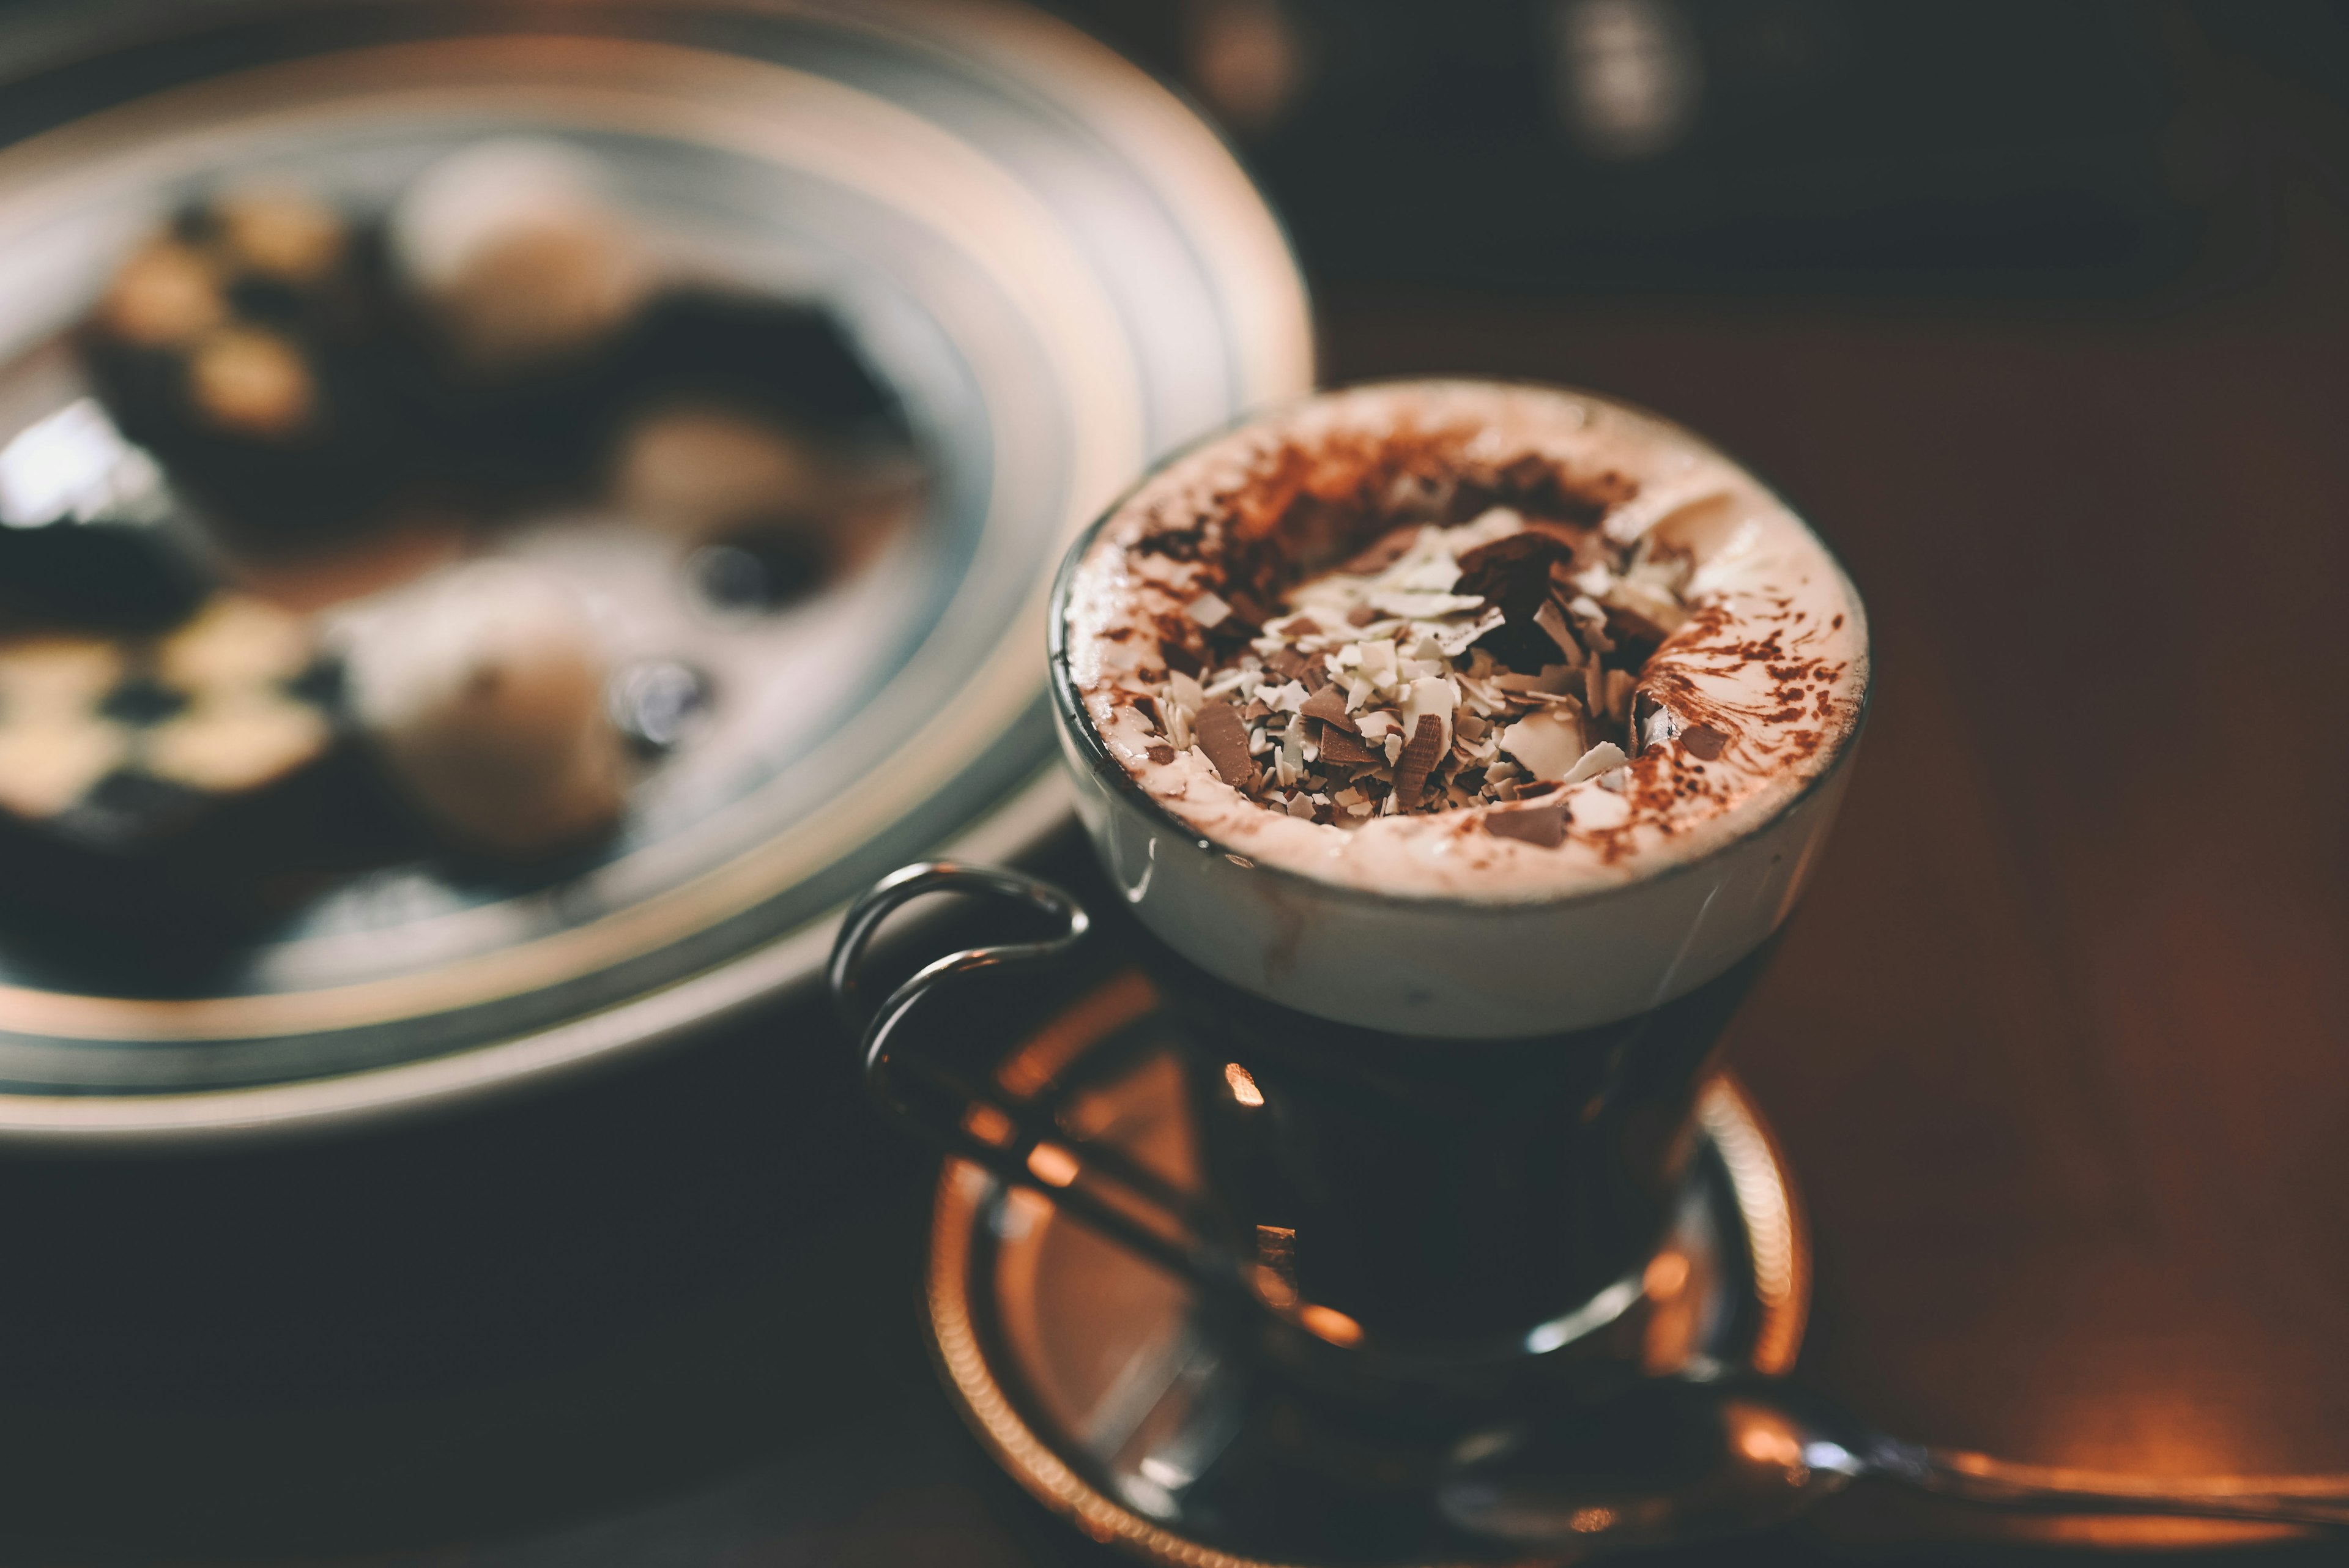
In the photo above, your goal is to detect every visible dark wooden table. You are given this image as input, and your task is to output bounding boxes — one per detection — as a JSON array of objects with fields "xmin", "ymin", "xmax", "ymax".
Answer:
[{"xmin": 2, "ymin": 133, "xmax": 2345, "ymax": 1568}]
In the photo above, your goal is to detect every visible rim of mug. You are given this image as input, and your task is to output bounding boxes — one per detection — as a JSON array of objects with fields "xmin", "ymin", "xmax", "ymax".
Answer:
[{"xmin": 1045, "ymin": 376, "xmax": 1876, "ymax": 914}]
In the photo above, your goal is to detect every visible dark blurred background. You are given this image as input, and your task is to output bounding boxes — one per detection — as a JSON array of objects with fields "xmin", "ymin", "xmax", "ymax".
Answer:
[
  {"xmin": 1064, "ymin": 0, "xmax": 2347, "ymax": 300},
  {"xmin": 2, "ymin": 2, "xmax": 2347, "ymax": 1566}
]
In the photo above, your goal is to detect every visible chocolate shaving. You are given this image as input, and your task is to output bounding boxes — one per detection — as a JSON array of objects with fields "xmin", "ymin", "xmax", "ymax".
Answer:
[
  {"xmin": 1223, "ymin": 592, "xmax": 1271, "ymax": 634},
  {"xmin": 1286, "ymin": 617, "xmax": 1322, "ymax": 639},
  {"xmin": 1455, "ymin": 531, "xmax": 1577, "ymax": 625},
  {"xmin": 1240, "ymin": 697, "xmax": 1271, "ymax": 722},
  {"xmin": 1184, "ymin": 591, "xmax": 1231, "ymax": 628},
  {"xmin": 1301, "ymin": 653, "xmax": 1332, "ymax": 691},
  {"xmin": 1603, "ymin": 602, "xmax": 1671, "ymax": 652},
  {"xmin": 1393, "ymin": 713, "xmax": 1445, "ymax": 804},
  {"xmin": 1145, "ymin": 743, "xmax": 1175, "ymax": 764},
  {"xmin": 1335, "ymin": 524, "xmax": 1420, "ymax": 577},
  {"xmin": 1679, "ymin": 722, "xmax": 1727, "ymax": 760},
  {"xmin": 1346, "ymin": 602, "xmax": 1381, "ymax": 628},
  {"xmin": 1299, "ymin": 683, "xmax": 1356, "ymax": 731},
  {"xmin": 1194, "ymin": 701, "xmax": 1256, "ymax": 787},
  {"xmin": 1134, "ymin": 527, "xmax": 1202, "ymax": 561},
  {"xmin": 1201, "ymin": 589, "xmax": 1263, "ymax": 651},
  {"xmin": 1316, "ymin": 723, "xmax": 1377, "ymax": 766},
  {"xmin": 1482, "ymin": 794, "xmax": 1570, "ymax": 848},
  {"xmin": 1264, "ymin": 647, "xmax": 1307, "ymax": 680},
  {"xmin": 1162, "ymin": 641, "xmax": 1204, "ymax": 677},
  {"xmin": 1456, "ymin": 530, "xmax": 1579, "ymax": 669},
  {"xmin": 1466, "ymin": 460, "xmax": 1627, "ymax": 526},
  {"xmin": 1630, "ymin": 689, "xmax": 1664, "ymax": 752}
]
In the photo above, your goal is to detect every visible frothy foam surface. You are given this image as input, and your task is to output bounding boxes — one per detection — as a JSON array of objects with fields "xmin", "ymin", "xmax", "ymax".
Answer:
[{"xmin": 1061, "ymin": 382, "xmax": 1868, "ymax": 901}]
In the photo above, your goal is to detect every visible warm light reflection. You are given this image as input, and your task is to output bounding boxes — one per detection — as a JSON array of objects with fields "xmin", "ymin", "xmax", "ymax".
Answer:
[
  {"xmin": 1735, "ymin": 1417, "xmax": 1806, "ymax": 1468},
  {"xmin": 995, "ymin": 972, "xmax": 1159, "ymax": 1099},
  {"xmin": 1251, "ymin": 1264, "xmax": 1297, "ymax": 1310},
  {"xmin": 1223, "ymin": 1061, "xmax": 1264, "ymax": 1105},
  {"xmin": 962, "ymin": 1102, "xmax": 1014, "ymax": 1147},
  {"xmin": 1252, "ymin": 1224, "xmax": 1299, "ymax": 1307},
  {"xmin": 1297, "ymin": 1304, "xmax": 1364, "ymax": 1347},
  {"xmin": 1568, "ymin": 1506, "xmax": 1616, "ymax": 1534},
  {"xmin": 1644, "ymin": 1249, "xmax": 1691, "ymax": 1299},
  {"xmin": 2003, "ymin": 1382, "xmax": 2303, "ymax": 1545},
  {"xmin": 1026, "ymin": 1142, "xmax": 1080, "ymax": 1187}
]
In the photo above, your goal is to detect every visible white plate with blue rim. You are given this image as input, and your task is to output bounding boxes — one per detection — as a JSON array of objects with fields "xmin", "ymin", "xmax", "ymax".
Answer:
[{"xmin": 0, "ymin": 0, "xmax": 1311, "ymax": 1140}]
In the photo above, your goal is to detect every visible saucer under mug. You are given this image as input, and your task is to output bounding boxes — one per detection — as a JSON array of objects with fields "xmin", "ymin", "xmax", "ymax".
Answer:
[{"xmin": 921, "ymin": 970, "xmax": 1808, "ymax": 1567}]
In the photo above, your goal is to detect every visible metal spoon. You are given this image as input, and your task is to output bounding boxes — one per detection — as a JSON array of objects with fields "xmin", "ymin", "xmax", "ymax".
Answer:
[{"xmin": 1438, "ymin": 1373, "xmax": 2349, "ymax": 1553}]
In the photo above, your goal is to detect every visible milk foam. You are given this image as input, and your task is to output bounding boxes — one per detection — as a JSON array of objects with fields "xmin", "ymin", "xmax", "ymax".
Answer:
[{"xmin": 1061, "ymin": 382, "xmax": 1868, "ymax": 902}]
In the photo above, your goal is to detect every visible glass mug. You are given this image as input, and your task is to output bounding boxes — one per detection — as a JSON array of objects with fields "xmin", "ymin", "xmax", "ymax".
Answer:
[{"xmin": 831, "ymin": 380, "xmax": 1869, "ymax": 1382}]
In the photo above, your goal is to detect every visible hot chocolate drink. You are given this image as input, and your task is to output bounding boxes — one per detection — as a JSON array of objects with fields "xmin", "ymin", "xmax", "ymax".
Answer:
[
  {"xmin": 1062, "ymin": 380, "xmax": 1866, "ymax": 901},
  {"xmin": 848, "ymin": 381, "xmax": 1871, "ymax": 1363}
]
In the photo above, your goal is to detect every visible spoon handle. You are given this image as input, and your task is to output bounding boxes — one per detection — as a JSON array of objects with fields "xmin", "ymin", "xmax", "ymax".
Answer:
[{"xmin": 1904, "ymin": 1447, "xmax": 2349, "ymax": 1529}]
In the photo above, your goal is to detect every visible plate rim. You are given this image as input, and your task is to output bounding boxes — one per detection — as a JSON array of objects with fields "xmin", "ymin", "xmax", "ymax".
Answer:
[{"xmin": 0, "ymin": 764, "xmax": 1074, "ymax": 1145}]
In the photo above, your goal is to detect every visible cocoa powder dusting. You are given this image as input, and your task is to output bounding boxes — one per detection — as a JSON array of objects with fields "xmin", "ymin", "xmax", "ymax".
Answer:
[{"xmin": 1068, "ymin": 385, "xmax": 1866, "ymax": 886}]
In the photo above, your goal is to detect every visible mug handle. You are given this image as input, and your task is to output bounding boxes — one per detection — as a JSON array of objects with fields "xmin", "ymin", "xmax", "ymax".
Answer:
[{"xmin": 828, "ymin": 861, "xmax": 1240, "ymax": 1293}]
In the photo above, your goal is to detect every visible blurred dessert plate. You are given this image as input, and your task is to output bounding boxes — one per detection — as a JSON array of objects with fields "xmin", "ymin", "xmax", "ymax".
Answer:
[{"xmin": 0, "ymin": 0, "xmax": 1312, "ymax": 1138}]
